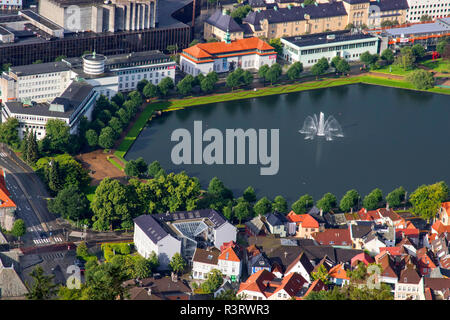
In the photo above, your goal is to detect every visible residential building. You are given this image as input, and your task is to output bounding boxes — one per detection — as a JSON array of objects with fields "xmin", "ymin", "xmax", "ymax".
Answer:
[
  {"xmin": 364, "ymin": 231, "xmax": 390, "ymax": 255},
  {"xmin": 405, "ymin": 0, "xmax": 450, "ymax": 22},
  {"xmin": 415, "ymin": 247, "xmax": 436, "ymax": 277},
  {"xmin": 245, "ymin": 215, "xmax": 269, "ymax": 236},
  {"xmin": 191, "ymin": 247, "xmax": 220, "ymax": 280},
  {"xmin": 180, "ymin": 36, "xmax": 277, "ymax": 76},
  {"xmin": 0, "ymin": 169, "xmax": 16, "ymax": 232},
  {"xmin": 214, "ymin": 280, "xmax": 234, "ymax": 298},
  {"xmin": 312, "ymin": 228, "xmax": 352, "ymax": 248},
  {"xmin": 0, "ymin": 256, "xmax": 28, "ymax": 298},
  {"xmin": 350, "ymin": 252, "xmax": 375, "ymax": 267},
  {"xmin": 237, "ymin": 269, "xmax": 308, "ymax": 300},
  {"xmin": 281, "ymin": 31, "xmax": 379, "ymax": 67},
  {"xmin": 217, "ymin": 244, "xmax": 243, "ymax": 282},
  {"xmin": 204, "ymin": 10, "xmax": 244, "ymax": 42},
  {"xmin": 420, "ymin": 277, "xmax": 450, "ymax": 300},
  {"xmin": 248, "ymin": 252, "xmax": 271, "ymax": 275},
  {"xmin": 328, "ymin": 263, "xmax": 350, "ymax": 286},
  {"xmin": 349, "ymin": 222, "xmax": 373, "ymax": 249},
  {"xmin": 133, "ymin": 215, "xmax": 182, "ymax": 270},
  {"xmin": 286, "ymin": 211, "xmax": 320, "ymax": 239},
  {"xmin": 395, "ymin": 263, "xmax": 422, "ymax": 300},
  {"xmin": 2, "ymin": 81, "xmax": 98, "ymax": 140},
  {"xmin": 367, "ymin": 0, "xmax": 409, "ymax": 27},
  {"xmin": 375, "ymin": 251, "xmax": 398, "ymax": 286},
  {"xmin": 123, "ymin": 276, "xmax": 192, "ymax": 300},
  {"xmin": 265, "ymin": 212, "xmax": 289, "ymax": 237},
  {"xmin": 242, "ymin": 2, "xmax": 349, "ymax": 39},
  {"xmin": 438, "ymin": 202, "xmax": 450, "ymax": 226}
]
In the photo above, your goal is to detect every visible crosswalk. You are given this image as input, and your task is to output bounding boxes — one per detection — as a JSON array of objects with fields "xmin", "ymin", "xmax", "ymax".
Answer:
[
  {"xmin": 32, "ymin": 236, "xmax": 63, "ymax": 245},
  {"xmin": 0, "ymin": 152, "xmax": 8, "ymax": 157},
  {"xmin": 42, "ymin": 252, "xmax": 65, "ymax": 261}
]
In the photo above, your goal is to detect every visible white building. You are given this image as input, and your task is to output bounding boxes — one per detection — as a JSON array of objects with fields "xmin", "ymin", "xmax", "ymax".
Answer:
[
  {"xmin": 191, "ymin": 247, "xmax": 220, "ymax": 280},
  {"xmin": 281, "ymin": 31, "xmax": 380, "ymax": 67},
  {"xmin": 180, "ymin": 36, "xmax": 277, "ymax": 76},
  {"xmin": 395, "ymin": 264, "xmax": 422, "ymax": 300},
  {"xmin": 133, "ymin": 215, "xmax": 182, "ymax": 270},
  {"xmin": 1, "ymin": 81, "xmax": 98, "ymax": 140},
  {"xmin": 406, "ymin": 0, "xmax": 450, "ymax": 22},
  {"xmin": 217, "ymin": 246, "xmax": 242, "ymax": 282},
  {"xmin": 0, "ymin": 50, "xmax": 176, "ymax": 105}
]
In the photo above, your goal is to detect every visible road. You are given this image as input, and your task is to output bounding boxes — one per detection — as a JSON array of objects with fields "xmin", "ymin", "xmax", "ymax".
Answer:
[{"xmin": 0, "ymin": 144, "xmax": 64, "ymax": 246}]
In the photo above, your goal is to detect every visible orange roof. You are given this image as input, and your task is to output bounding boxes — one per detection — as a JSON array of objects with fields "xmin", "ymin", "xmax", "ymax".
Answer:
[
  {"xmin": 182, "ymin": 37, "xmax": 275, "ymax": 60},
  {"xmin": 286, "ymin": 212, "xmax": 319, "ymax": 228},
  {"xmin": 441, "ymin": 202, "xmax": 450, "ymax": 215},
  {"xmin": 328, "ymin": 264, "xmax": 349, "ymax": 280},
  {"xmin": 237, "ymin": 269, "xmax": 274, "ymax": 297},
  {"xmin": 301, "ymin": 279, "xmax": 326, "ymax": 300},
  {"xmin": 431, "ymin": 220, "xmax": 450, "ymax": 235},
  {"xmin": 218, "ymin": 246, "xmax": 240, "ymax": 262},
  {"xmin": 0, "ymin": 169, "xmax": 16, "ymax": 208}
]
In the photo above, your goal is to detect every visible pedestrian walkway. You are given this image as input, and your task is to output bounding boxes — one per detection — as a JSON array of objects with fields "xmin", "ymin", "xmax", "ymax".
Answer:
[{"xmin": 33, "ymin": 238, "xmax": 50, "ymax": 245}]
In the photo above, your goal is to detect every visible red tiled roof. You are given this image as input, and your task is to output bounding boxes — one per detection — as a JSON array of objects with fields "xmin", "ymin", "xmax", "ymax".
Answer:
[
  {"xmin": 328, "ymin": 264, "xmax": 349, "ymax": 280},
  {"xmin": 182, "ymin": 37, "xmax": 275, "ymax": 59},
  {"xmin": 0, "ymin": 169, "xmax": 16, "ymax": 208},
  {"xmin": 313, "ymin": 229, "xmax": 351, "ymax": 246},
  {"xmin": 237, "ymin": 269, "xmax": 274, "ymax": 297},
  {"xmin": 351, "ymin": 252, "xmax": 375, "ymax": 266},
  {"xmin": 272, "ymin": 272, "xmax": 307, "ymax": 298},
  {"xmin": 246, "ymin": 244, "xmax": 261, "ymax": 259},
  {"xmin": 286, "ymin": 212, "xmax": 319, "ymax": 228},
  {"xmin": 431, "ymin": 220, "xmax": 450, "ymax": 235},
  {"xmin": 218, "ymin": 246, "xmax": 241, "ymax": 263},
  {"xmin": 357, "ymin": 208, "xmax": 382, "ymax": 221},
  {"xmin": 441, "ymin": 202, "xmax": 450, "ymax": 215},
  {"xmin": 375, "ymin": 252, "xmax": 398, "ymax": 279},
  {"xmin": 379, "ymin": 246, "xmax": 404, "ymax": 256}
]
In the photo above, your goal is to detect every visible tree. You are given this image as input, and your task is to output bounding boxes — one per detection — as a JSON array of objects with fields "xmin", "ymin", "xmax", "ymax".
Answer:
[
  {"xmin": 76, "ymin": 241, "xmax": 89, "ymax": 259},
  {"xmin": 381, "ymin": 49, "xmax": 395, "ymax": 63},
  {"xmin": 136, "ymin": 79, "xmax": 149, "ymax": 93},
  {"xmin": 133, "ymin": 255, "xmax": 153, "ymax": 279},
  {"xmin": 264, "ymin": 63, "xmax": 282, "ymax": 85},
  {"xmin": 363, "ymin": 188, "xmax": 383, "ymax": 210},
  {"xmin": 230, "ymin": 5, "xmax": 252, "ymax": 24},
  {"xmin": 177, "ymin": 74, "xmax": 195, "ymax": 96},
  {"xmin": 345, "ymin": 23, "xmax": 355, "ymax": 30},
  {"xmin": 411, "ymin": 44, "xmax": 426, "ymax": 60},
  {"xmin": 258, "ymin": 64, "xmax": 270, "ymax": 82},
  {"xmin": 48, "ymin": 160, "xmax": 64, "ymax": 193},
  {"xmin": 253, "ymin": 197, "xmax": 272, "ymax": 216},
  {"xmin": 0, "ymin": 117, "xmax": 20, "ymax": 148},
  {"xmin": 340, "ymin": 189, "xmax": 360, "ymax": 212},
  {"xmin": 83, "ymin": 260, "xmax": 129, "ymax": 300},
  {"xmin": 395, "ymin": 46, "xmax": 416, "ymax": 70},
  {"xmin": 117, "ymin": 108, "xmax": 131, "ymax": 126},
  {"xmin": 330, "ymin": 56, "xmax": 342, "ymax": 69},
  {"xmin": 223, "ymin": 204, "xmax": 233, "ymax": 221},
  {"xmin": 98, "ymin": 126, "xmax": 116, "ymax": 149},
  {"xmin": 242, "ymin": 70, "xmax": 254, "ymax": 86},
  {"xmin": 25, "ymin": 131, "xmax": 39, "ymax": 165},
  {"xmin": 157, "ymin": 77, "xmax": 174, "ymax": 97},
  {"xmin": 243, "ymin": 186, "xmax": 257, "ymax": 203},
  {"xmin": 11, "ymin": 219, "xmax": 26, "ymax": 238},
  {"xmin": 108, "ymin": 117, "xmax": 123, "ymax": 135},
  {"xmin": 386, "ymin": 186, "xmax": 406, "ymax": 208},
  {"xmin": 268, "ymin": 38, "xmax": 283, "ymax": 56},
  {"xmin": 85, "ymin": 129, "xmax": 98, "ymax": 147},
  {"xmin": 148, "ymin": 160, "xmax": 163, "ymax": 178},
  {"xmin": 200, "ymin": 71, "xmax": 219, "ymax": 93},
  {"xmin": 316, "ymin": 193, "xmax": 337, "ymax": 213},
  {"xmin": 303, "ymin": 0, "xmax": 316, "ymax": 5},
  {"xmin": 124, "ymin": 157, "xmax": 147, "ymax": 178},
  {"xmin": 201, "ymin": 269, "xmax": 224, "ymax": 293},
  {"xmin": 48, "ymin": 185, "xmax": 89, "ymax": 221},
  {"xmin": 336, "ymin": 59, "xmax": 350, "ymax": 75},
  {"xmin": 436, "ymin": 38, "xmax": 450, "ymax": 56},
  {"xmin": 169, "ymin": 253, "xmax": 186, "ymax": 275},
  {"xmin": 311, "ymin": 57, "xmax": 329, "ymax": 78},
  {"xmin": 311, "ymin": 264, "xmax": 330, "ymax": 284},
  {"xmin": 26, "ymin": 266, "xmax": 58, "ymax": 300},
  {"xmin": 234, "ymin": 199, "xmax": 252, "ymax": 224},
  {"xmin": 409, "ymin": 181, "xmax": 449, "ymax": 222},
  {"xmin": 189, "ymin": 39, "xmax": 200, "ymax": 47},
  {"xmin": 226, "ymin": 70, "xmax": 241, "ymax": 91},
  {"xmin": 292, "ymin": 194, "xmax": 314, "ymax": 214},
  {"xmin": 406, "ymin": 69, "xmax": 434, "ymax": 90},
  {"xmin": 143, "ymin": 82, "xmax": 158, "ymax": 99},
  {"xmin": 360, "ymin": 51, "xmax": 378, "ymax": 67},
  {"xmin": 44, "ymin": 119, "xmax": 71, "ymax": 153},
  {"xmin": 91, "ymin": 178, "xmax": 136, "ymax": 230},
  {"xmin": 287, "ymin": 61, "xmax": 303, "ymax": 80},
  {"xmin": 272, "ymin": 195, "xmax": 288, "ymax": 214}
]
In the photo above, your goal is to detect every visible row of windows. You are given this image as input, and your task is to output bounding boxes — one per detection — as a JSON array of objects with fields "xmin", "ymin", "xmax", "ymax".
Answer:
[
  {"xmin": 409, "ymin": 3, "xmax": 449, "ymax": 9},
  {"xmin": 19, "ymin": 86, "xmax": 59, "ymax": 94},
  {"xmin": 305, "ymin": 52, "xmax": 362, "ymax": 65},
  {"xmin": 117, "ymin": 65, "xmax": 172, "ymax": 75},
  {"xmin": 407, "ymin": 8, "xmax": 449, "ymax": 16},
  {"xmin": 300, "ymin": 41, "xmax": 376, "ymax": 56},
  {"xmin": 18, "ymin": 72, "xmax": 65, "ymax": 79},
  {"xmin": 19, "ymin": 79, "xmax": 60, "ymax": 87}
]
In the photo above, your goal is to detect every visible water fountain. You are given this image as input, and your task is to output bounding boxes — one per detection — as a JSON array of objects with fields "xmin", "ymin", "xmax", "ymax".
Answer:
[{"xmin": 299, "ymin": 112, "xmax": 344, "ymax": 141}]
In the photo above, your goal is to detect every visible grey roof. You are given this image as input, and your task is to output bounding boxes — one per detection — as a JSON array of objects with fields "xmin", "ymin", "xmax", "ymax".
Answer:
[
  {"xmin": 384, "ymin": 17, "xmax": 450, "ymax": 37},
  {"xmin": 248, "ymin": 0, "xmax": 266, "ymax": 7},
  {"xmin": 4, "ymin": 81, "xmax": 95, "ymax": 118},
  {"xmin": 283, "ymin": 31, "xmax": 379, "ymax": 48},
  {"xmin": 0, "ymin": 257, "xmax": 28, "ymax": 297},
  {"xmin": 266, "ymin": 212, "xmax": 287, "ymax": 226},
  {"xmin": 249, "ymin": 252, "xmax": 271, "ymax": 269},
  {"xmin": 245, "ymin": 215, "xmax": 267, "ymax": 234},
  {"xmin": 351, "ymin": 224, "xmax": 373, "ymax": 239},
  {"xmin": 20, "ymin": 10, "xmax": 63, "ymax": 31},
  {"xmin": 134, "ymin": 214, "xmax": 169, "ymax": 244},
  {"xmin": 374, "ymin": 0, "xmax": 409, "ymax": 12},
  {"xmin": 342, "ymin": 0, "xmax": 370, "ymax": 3},
  {"xmin": 206, "ymin": 10, "xmax": 243, "ymax": 33},
  {"xmin": 153, "ymin": 209, "xmax": 228, "ymax": 229},
  {"xmin": 243, "ymin": 2, "xmax": 347, "ymax": 25},
  {"xmin": 0, "ymin": 26, "xmax": 13, "ymax": 36},
  {"xmin": 10, "ymin": 61, "xmax": 70, "ymax": 76}
]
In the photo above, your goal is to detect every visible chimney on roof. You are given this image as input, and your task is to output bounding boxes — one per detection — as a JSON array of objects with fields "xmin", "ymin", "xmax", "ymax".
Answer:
[
  {"xmin": 320, "ymin": 209, "xmax": 323, "ymax": 217},
  {"xmin": 284, "ymin": 251, "xmax": 288, "ymax": 259},
  {"xmin": 147, "ymin": 287, "xmax": 152, "ymax": 296},
  {"xmin": 386, "ymin": 203, "xmax": 390, "ymax": 210},
  {"xmin": 364, "ymin": 208, "xmax": 367, "ymax": 213},
  {"xmin": 171, "ymin": 272, "xmax": 178, "ymax": 282}
]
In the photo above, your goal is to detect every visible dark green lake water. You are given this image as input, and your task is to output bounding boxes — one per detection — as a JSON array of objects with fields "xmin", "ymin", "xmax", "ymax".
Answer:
[{"xmin": 125, "ymin": 84, "xmax": 450, "ymax": 203}]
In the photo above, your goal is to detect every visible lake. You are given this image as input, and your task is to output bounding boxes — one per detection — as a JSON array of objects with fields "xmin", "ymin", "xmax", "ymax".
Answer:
[{"xmin": 125, "ymin": 84, "xmax": 450, "ymax": 203}]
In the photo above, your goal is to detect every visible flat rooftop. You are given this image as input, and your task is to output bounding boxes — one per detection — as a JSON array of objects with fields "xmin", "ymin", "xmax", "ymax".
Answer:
[
  {"xmin": 10, "ymin": 61, "xmax": 70, "ymax": 76},
  {"xmin": 20, "ymin": 10, "xmax": 63, "ymax": 31},
  {"xmin": 385, "ymin": 18, "xmax": 450, "ymax": 37},
  {"xmin": 283, "ymin": 31, "xmax": 378, "ymax": 48}
]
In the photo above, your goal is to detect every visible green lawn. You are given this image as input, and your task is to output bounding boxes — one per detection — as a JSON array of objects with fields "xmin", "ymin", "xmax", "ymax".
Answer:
[
  {"xmin": 370, "ymin": 64, "xmax": 415, "ymax": 76},
  {"xmin": 107, "ymin": 157, "xmax": 124, "ymax": 171},
  {"xmin": 359, "ymin": 75, "xmax": 450, "ymax": 95},
  {"xmin": 421, "ymin": 59, "xmax": 450, "ymax": 73}
]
